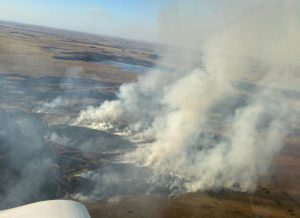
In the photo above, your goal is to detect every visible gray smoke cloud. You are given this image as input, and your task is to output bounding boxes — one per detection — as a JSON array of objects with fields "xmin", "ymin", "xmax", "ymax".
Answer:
[
  {"xmin": 0, "ymin": 111, "xmax": 58, "ymax": 209},
  {"xmin": 0, "ymin": 66, "xmax": 109, "ymax": 208},
  {"xmin": 75, "ymin": 0, "xmax": 300, "ymax": 194}
]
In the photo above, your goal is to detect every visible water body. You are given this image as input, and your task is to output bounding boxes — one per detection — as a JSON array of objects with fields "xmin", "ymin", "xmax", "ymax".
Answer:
[
  {"xmin": 101, "ymin": 60, "xmax": 176, "ymax": 74},
  {"xmin": 101, "ymin": 60, "xmax": 153, "ymax": 73}
]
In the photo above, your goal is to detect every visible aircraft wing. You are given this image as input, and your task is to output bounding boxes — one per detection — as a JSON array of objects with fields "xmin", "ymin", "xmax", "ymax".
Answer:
[{"xmin": 0, "ymin": 200, "xmax": 90, "ymax": 218}]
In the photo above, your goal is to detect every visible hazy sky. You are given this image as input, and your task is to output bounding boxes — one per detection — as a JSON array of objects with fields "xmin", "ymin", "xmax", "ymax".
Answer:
[{"xmin": 0, "ymin": 0, "xmax": 265, "ymax": 42}]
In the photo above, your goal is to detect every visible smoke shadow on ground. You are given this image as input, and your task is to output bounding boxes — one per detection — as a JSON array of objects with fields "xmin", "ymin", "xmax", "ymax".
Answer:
[{"xmin": 46, "ymin": 126, "xmax": 137, "ymax": 156}]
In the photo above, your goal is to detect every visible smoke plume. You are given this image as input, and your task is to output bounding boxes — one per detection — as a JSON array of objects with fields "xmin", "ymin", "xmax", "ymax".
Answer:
[
  {"xmin": 0, "ymin": 111, "xmax": 58, "ymax": 209},
  {"xmin": 75, "ymin": 0, "xmax": 300, "ymax": 194}
]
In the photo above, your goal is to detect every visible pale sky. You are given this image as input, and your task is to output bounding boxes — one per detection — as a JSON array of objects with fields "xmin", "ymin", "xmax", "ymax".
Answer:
[{"xmin": 0, "ymin": 0, "xmax": 267, "ymax": 42}]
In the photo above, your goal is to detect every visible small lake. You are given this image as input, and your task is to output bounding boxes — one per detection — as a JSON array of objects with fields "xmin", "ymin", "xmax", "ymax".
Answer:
[
  {"xmin": 101, "ymin": 60, "xmax": 175, "ymax": 74},
  {"xmin": 101, "ymin": 60, "xmax": 153, "ymax": 73}
]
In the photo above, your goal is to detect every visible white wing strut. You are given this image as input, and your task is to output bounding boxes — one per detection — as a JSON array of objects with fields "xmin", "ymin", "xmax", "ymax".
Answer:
[{"xmin": 0, "ymin": 200, "xmax": 90, "ymax": 218}]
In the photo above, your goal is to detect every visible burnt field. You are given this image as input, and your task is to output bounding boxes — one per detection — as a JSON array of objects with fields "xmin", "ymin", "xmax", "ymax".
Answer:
[
  {"xmin": 0, "ymin": 21, "xmax": 299, "ymax": 218},
  {"xmin": 0, "ymin": 71, "xmax": 299, "ymax": 217},
  {"xmin": 0, "ymin": 73, "xmax": 167, "ymax": 206},
  {"xmin": 0, "ymin": 73, "xmax": 116, "ymax": 206}
]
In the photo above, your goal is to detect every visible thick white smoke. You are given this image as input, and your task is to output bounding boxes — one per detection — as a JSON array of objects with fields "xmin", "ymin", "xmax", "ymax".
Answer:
[{"xmin": 74, "ymin": 1, "xmax": 300, "ymax": 193}]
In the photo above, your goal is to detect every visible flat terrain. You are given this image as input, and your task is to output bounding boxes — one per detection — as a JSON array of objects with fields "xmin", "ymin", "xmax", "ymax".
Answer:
[
  {"xmin": 0, "ymin": 21, "xmax": 299, "ymax": 217},
  {"xmin": 0, "ymin": 21, "xmax": 164, "ymax": 84}
]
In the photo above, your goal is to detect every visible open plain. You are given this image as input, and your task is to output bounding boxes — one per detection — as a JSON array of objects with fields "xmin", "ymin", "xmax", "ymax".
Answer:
[{"xmin": 0, "ymin": 21, "xmax": 299, "ymax": 217}]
